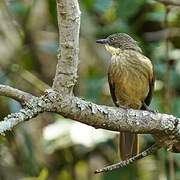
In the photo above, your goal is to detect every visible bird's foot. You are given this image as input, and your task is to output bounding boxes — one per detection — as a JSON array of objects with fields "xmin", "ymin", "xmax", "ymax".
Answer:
[
  {"xmin": 119, "ymin": 105, "xmax": 128, "ymax": 110},
  {"xmin": 143, "ymin": 103, "xmax": 157, "ymax": 114}
]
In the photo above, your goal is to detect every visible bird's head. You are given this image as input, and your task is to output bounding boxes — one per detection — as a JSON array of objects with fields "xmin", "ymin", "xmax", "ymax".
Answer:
[{"xmin": 96, "ymin": 33, "xmax": 142, "ymax": 54}]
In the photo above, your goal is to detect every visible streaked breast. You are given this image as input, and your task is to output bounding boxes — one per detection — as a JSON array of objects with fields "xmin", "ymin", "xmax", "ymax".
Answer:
[{"xmin": 108, "ymin": 50, "xmax": 153, "ymax": 109}]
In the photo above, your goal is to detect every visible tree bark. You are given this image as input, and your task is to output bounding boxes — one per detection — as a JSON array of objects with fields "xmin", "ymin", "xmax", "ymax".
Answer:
[{"xmin": 53, "ymin": 0, "xmax": 80, "ymax": 95}]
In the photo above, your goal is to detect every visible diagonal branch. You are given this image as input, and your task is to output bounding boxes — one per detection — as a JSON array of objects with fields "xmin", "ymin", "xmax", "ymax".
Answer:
[
  {"xmin": 0, "ymin": 85, "xmax": 34, "ymax": 103},
  {"xmin": 0, "ymin": 107, "xmax": 40, "ymax": 134},
  {"xmin": 95, "ymin": 143, "xmax": 162, "ymax": 173},
  {"xmin": 0, "ymin": 95, "xmax": 46, "ymax": 134}
]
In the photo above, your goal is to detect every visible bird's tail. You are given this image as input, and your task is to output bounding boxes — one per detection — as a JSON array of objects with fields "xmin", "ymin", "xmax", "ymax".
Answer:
[{"xmin": 119, "ymin": 132, "xmax": 139, "ymax": 160}]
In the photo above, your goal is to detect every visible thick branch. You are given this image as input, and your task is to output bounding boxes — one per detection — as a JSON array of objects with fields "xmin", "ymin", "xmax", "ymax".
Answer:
[
  {"xmin": 0, "ymin": 85, "xmax": 33, "ymax": 103},
  {"xmin": 53, "ymin": 0, "xmax": 81, "ymax": 94},
  {"xmin": 1, "ymin": 89, "xmax": 179, "ymax": 151},
  {"xmin": 47, "ymin": 92, "xmax": 179, "ymax": 137}
]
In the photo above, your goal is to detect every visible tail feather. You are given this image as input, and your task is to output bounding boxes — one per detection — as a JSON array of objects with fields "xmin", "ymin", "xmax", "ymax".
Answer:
[{"xmin": 119, "ymin": 132, "xmax": 139, "ymax": 160}]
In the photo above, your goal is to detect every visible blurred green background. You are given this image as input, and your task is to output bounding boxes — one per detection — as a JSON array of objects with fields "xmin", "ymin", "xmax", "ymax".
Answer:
[{"xmin": 0, "ymin": 0, "xmax": 180, "ymax": 179}]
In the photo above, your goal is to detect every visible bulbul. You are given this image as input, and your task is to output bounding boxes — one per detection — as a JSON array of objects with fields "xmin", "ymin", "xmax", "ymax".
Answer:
[{"xmin": 96, "ymin": 33, "xmax": 154, "ymax": 160}]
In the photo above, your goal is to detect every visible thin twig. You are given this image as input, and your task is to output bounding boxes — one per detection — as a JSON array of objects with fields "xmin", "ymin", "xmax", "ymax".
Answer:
[
  {"xmin": 95, "ymin": 144, "xmax": 161, "ymax": 173},
  {"xmin": 0, "ymin": 85, "xmax": 33, "ymax": 103}
]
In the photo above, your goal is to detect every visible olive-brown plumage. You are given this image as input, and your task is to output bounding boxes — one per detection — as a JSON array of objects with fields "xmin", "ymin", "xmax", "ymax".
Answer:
[{"xmin": 96, "ymin": 33, "xmax": 154, "ymax": 160}]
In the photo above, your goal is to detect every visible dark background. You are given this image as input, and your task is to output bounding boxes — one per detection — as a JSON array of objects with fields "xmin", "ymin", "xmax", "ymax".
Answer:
[{"xmin": 0, "ymin": 0, "xmax": 179, "ymax": 179}]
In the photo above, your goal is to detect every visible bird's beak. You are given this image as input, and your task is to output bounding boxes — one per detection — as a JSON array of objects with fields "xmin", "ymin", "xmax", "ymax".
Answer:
[{"xmin": 96, "ymin": 39, "xmax": 108, "ymax": 44}]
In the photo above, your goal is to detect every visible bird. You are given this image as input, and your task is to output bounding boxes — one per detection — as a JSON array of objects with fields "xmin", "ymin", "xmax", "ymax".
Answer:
[{"xmin": 96, "ymin": 33, "xmax": 154, "ymax": 160}]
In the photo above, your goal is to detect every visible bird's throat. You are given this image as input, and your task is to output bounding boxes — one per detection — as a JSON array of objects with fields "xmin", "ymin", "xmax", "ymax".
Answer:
[{"xmin": 105, "ymin": 45, "xmax": 123, "ymax": 55}]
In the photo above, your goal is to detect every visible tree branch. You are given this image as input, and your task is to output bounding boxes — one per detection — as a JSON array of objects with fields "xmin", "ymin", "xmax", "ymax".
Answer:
[
  {"xmin": 0, "ymin": 89, "xmax": 179, "ymax": 152},
  {"xmin": 0, "ymin": 85, "xmax": 33, "ymax": 103},
  {"xmin": 53, "ymin": 0, "xmax": 81, "ymax": 94},
  {"xmin": 95, "ymin": 143, "xmax": 162, "ymax": 173},
  {"xmin": 0, "ymin": 107, "xmax": 40, "ymax": 134}
]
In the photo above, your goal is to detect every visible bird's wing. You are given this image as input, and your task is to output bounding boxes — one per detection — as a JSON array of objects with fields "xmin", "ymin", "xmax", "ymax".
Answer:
[
  {"xmin": 108, "ymin": 69, "xmax": 119, "ymax": 107},
  {"xmin": 145, "ymin": 74, "xmax": 155, "ymax": 105},
  {"xmin": 141, "ymin": 61, "xmax": 155, "ymax": 110}
]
